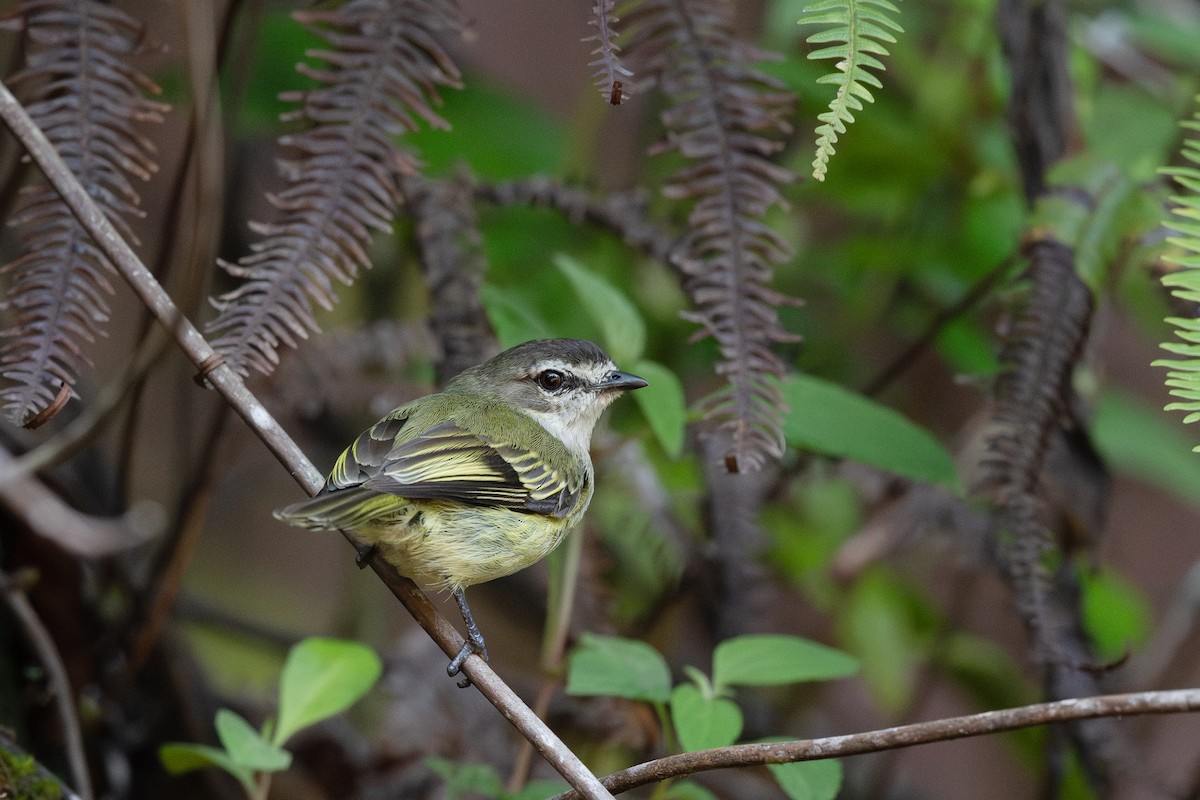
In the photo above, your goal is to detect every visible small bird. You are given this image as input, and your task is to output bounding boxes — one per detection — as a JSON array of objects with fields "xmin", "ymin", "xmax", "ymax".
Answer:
[{"xmin": 275, "ymin": 338, "xmax": 647, "ymax": 682}]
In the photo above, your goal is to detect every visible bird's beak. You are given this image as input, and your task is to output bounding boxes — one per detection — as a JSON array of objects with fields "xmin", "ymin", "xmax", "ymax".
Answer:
[{"xmin": 597, "ymin": 370, "xmax": 648, "ymax": 392}]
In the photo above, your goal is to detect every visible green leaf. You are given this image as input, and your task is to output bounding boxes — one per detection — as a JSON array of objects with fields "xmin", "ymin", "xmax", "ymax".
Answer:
[
  {"xmin": 670, "ymin": 683, "xmax": 743, "ymax": 752},
  {"xmin": 158, "ymin": 743, "xmax": 254, "ymax": 793},
  {"xmin": 1091, "ymin": 389, "xmax": 1200, "ymax": 507},
  {"xmin": 425, "ymin": 757, "xmax": 504, "ymax": 799},
  {"xmin": 664, "ymin": 780, "xmax": 720, "ymax": 800},
  {"xmin": 1080, "ymin": 567, "xmax": 1152, "ymax": 661},
  {"xmin": 274, "ymin": 637, "xmax": 382, "ymax": 746},
  {"xmin": 565, "ymin": 633, "xmax": 671, "ymax": 702},
  {"xmin": 215, "ymin": 709, "xmax": 292, "ymax": 773},
  {"xmin": 554, "ymin": 253, "xmax": 645, "ymax": 366},
  {"xmin": 712, "ymin": 634, "xmax": 858, "ymax": 692},
  {"xmin": 505, "ymin": 779, "xmax": 572, "ymax": 800},
  {"xmin": 480, "ymin": 283, "xmax": 553, "ymax": 348},
  {"xmin": 840, "ymin": 569, "xmax": 927, "ymax": 711},
  {"xmin": 767, "ymin": 758, "xmax": 843, "ymax": 800},
  {"xmin": 631, "ymin": 360, "xmax": 687, "ymax": 458},
  {"xmin": 781, "ymin": 374, "xmax": 958, "ymax": 489}
]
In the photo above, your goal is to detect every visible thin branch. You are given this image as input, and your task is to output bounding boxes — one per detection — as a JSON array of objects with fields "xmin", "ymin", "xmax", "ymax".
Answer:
[
  {"xmin": 552, "ymin": 689, "xmax": 1200, "ymax": 800},
  {"xmin": 0, "ymin": 76, "xmax": 614, "ymax": 800},
  {"xmin": 0, "ymin": 442, "xmax": 160, "ymax": 557},
  {"xmin": 1, "ymin": 568, "xmax": 93, "ymax": 800}
]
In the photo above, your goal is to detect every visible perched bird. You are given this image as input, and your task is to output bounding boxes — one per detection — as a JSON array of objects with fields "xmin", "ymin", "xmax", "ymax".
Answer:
[{"xmin": 275, "ymin": 338, "xmax": 647, "ymax": 682}]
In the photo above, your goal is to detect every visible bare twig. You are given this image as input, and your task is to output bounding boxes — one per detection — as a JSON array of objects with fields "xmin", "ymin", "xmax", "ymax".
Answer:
[
  {"xmin": 1, "ymin": 568, "xmax": 93, "ymax": 800},
  {"xmin": 0, "ymin": 443, "xmax": 160, "ymax": 557},
  {"xmin": 551, "ymin": 689, "xmax": 1200, "ymax": 800},
  {"xmin": 0, "ymin": 76, "xmax": 614, "ymax": 800}
]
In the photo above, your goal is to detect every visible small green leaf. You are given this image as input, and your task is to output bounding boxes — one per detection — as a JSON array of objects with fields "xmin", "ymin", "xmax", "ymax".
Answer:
[
  {"xmin": 215, "ymin": 709, "xmax": 292, "ymax": 772},
  {"xmin": 480, "ymin": 283, "xmax": 553, "ymax": 347},
  {"xmin": 158, "ymin": 743, "xmax": 254, "ymax": 793},
  {"xmin": 670, "ymin": 683, "xmax": 743, "ymax": 752},
  {"xmin": 664, "ymin": 779, "xmax": 720, "ymax": 800},
  {"xmin": 1091, "ymin": 389, "xmax": 1200, "ymax": 507},
  {"xmin": 631, "ymin": 360, "xmax": 687, "ymax": 458},
  {"xmin": 767, "ymin": 757, "xmax": 843, "ymax": 800},
  {"xmin": 425, "ymin": 757, "xmax": 504, "ymax": 799},
  {"xmin": 554, "ymin": 253, "xmax": 645, "ymax": 365},
  {"xmin": 1080, "ymin": 567, "xmax": 1152, "ymax": 661},
  {"xmin": 565, "ymin": 633, "xmax": 671, "ymax": 702},
  {"xmin": 505, "ymin": 779, "xmax": 572, "ymax": 800},
  {"xmin": 274, "ymin": 637, "xmax": 382, "ymax": 746},
  {"xmin": 782, "ymin": 374, "xmax": 959, "ymax": 489},
  {"xmin": 712, "ymin": 635, "xmax": 858, "ymax": 692}
]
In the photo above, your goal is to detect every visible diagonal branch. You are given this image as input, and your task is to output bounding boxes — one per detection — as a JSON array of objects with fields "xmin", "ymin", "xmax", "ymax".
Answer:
[{"xmin": 0, "ymin": 77, "xmax": 614, "ymax": 800}]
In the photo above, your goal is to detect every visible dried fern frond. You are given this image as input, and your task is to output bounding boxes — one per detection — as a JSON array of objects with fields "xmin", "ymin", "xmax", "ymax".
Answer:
[
  {"xmin": 0, "ymin": 0, "xmax": 166, "ymax": 426},
  {"xmin": 206, "ymin": 0, "xmax": 462, "ymax": 375},
  {"xmin": 1153, "ymin": 98, "xmax": 1200, "ymax": 442},
  {"xmin": 798, "ymin": 0, "xmax": 902, "ymax": 181},
  {"xmin": 626, "ymin": 0, "xmax": 797, "ymax": 471},
  {"xmin": 973, "ymin": 240, "xmax": 1094, "ymax": 664},
  {"xmin": 586, "ymin": 0, "xmax": 633, "ymax": 104}
]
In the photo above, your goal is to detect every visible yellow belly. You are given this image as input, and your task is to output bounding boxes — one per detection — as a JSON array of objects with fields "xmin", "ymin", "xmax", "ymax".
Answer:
[{"xmin": 358, "ymin": 501, "xmax": 575, "ymax": 593}]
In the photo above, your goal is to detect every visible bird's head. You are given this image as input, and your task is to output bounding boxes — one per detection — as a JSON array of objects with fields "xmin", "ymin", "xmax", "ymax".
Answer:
[{"xmin": 449, "ymin": 339, "xmax": 648, "ymax": 454}]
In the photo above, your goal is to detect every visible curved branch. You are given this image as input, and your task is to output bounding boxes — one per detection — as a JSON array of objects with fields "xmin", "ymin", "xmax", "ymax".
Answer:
[
  {"xmin": 0, "ymin": 77, "xmax": 614, "ymax": 800},
  {"xmin": 552, "ymin": 689, "xmax": 1200, "ymax": 799},
  {"xmin": 1, "ymin": 569, "xmax": 93, "ymax": 800}
]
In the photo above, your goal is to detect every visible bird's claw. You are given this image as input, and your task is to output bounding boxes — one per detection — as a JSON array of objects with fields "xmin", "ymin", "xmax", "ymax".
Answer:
[
  {"xmin": 354, "ymin": 543, "xmax": 378, "ymax": 569},
  {"xmin": 447, "ymin": 635, "xmax": 487, "ymax": 688}
]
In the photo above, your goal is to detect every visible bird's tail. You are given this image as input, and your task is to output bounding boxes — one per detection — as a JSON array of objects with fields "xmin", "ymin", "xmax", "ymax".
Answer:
[{"xmin": 274, "ymin": 488, "xmax": 406, "ymax": 531}]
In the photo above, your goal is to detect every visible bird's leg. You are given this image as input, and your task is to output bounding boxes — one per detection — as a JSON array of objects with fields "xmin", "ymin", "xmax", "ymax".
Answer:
[
  {"xmin": 354, "ymin": 542, "xmax": 378, "ymax": 569},
  {"xmin": 447, "ymin": 588, "xmax": 488, "ymax": 687}
]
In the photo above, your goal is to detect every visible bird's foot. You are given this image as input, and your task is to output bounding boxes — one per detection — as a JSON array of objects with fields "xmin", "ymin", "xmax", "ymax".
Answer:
[
  {"xmin": 354, "ymin": 543, "xmax": 378, "ymax": 569},
  {"xmin": 448, "ymin": 588, "xmax": 488, "ymax": 688}
]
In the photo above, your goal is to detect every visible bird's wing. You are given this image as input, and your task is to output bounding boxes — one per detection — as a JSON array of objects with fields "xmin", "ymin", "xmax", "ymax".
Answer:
[{"xmin": 362, "ymin": 420, "xmax": 585, "ymax": 518}]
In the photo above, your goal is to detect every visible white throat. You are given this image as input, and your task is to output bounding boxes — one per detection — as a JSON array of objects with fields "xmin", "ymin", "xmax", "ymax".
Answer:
[{"xmin": 521, "ymin": 398, "xmax": 608, "ymax": 458}]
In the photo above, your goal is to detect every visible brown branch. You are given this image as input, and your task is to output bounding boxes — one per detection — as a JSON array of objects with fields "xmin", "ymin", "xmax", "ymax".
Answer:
[
  {"xmin": 552, "ymin": 689, "xmax": 1200, "ymax": 800},
  {"xmin": 1, "ymin": 568, "xmax": 93, "ymax": 800},
  {"xmin": 0, "ymin": 442, "xmax": 160, "ymax": 557},
  {"xmin": 0, "ymin": 77, "xmax": 615, "ymax": 800}
]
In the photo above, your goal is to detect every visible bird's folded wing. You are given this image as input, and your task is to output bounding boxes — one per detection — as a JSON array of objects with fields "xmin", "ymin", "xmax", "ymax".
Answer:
[{"xmin": 362, "ymin": 420, "xmax": 583, "ymax": 518}]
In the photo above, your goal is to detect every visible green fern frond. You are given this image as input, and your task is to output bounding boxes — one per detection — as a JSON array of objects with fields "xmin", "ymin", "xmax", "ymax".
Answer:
[
  {"xmin": 798, "ymin": 0, "xmax": 902, "ymax": 181},
  {"xmin": 1153, "ymin": 99, "xmax": 1200, "ymax": 444}
]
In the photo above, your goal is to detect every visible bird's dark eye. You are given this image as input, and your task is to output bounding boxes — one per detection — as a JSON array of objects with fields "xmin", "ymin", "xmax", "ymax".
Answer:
[{"xmin": 536, "ymin": 370, "xmax": 565, "ymax": 392}]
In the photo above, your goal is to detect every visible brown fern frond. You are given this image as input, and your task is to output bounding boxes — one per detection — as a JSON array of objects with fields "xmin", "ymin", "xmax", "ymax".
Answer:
[
  {"xmin": 400, "ymin": 173, "xmax": 496, "ymax": 384},
  {"xmin": 475, "ymin": 177, "xmax": 684, "ymax": 269},
  {"xmin": 0, "ymin": 0, "xmax": 165, "ymax": 426},
  {"xmin": 625, "ymin": 0, "xmax": 798, "ymax": 471},
  {"xmin": 206, "ymin": 0, "xmax": 463, "ymax": 376},
  {"xmin": 587, "ymin": 0, "xmax": 633, "ymax": 104},
  {"xmin": 972, "ymin": 239, "xmax": 1094, "ymax": 663}
]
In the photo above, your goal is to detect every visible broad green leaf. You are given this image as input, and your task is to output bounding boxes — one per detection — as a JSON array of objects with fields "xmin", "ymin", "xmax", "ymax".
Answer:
[
  {"xmin": 767, "ymin": 757, "xmax": 843, "ymax": 800},
  {"xmin": 480, "ymin": 283, "xmax": 553, "ymax": 348},
  {"xmin": 782, "ymin": 374, "xmax": 959, "ymax": 490},
  {"xmin": 670, "ymin": 683, "xmax": 743, "ymax": 752},
  {"xmin": 1080, "ymin": 568, "xmax": 1152, "ymax": 661},
  {"xmin": 215, "ymin": 709, "xmax": 291, "ymax": 772},
  {"xmin": 158, "ymin": 743, "xmax": 254, "ymax": 793},
  {"xmin": 425, "ymin": 757, "xmax": 504, "ymax": 799},
  {"xmin": 631, "ymin": 359, "xmax": 687, "ymax": 458},
  {"xmin": 565, "ymin": 633, "xmax": 671, "ymax": 703},
  {"xmin": 712, "ymin": 634, "xmax": 858, "ymax": 692},
  {"xmin": 555, "ymin": 253, "xmax": 645, "ymax": 365},
  {"xmin": 274, "ymin": 637, "xmax": 382, "ymax": 746}
]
